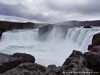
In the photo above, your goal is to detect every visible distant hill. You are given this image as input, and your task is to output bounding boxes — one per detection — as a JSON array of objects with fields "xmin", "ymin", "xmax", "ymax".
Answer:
[
  {"xmin": 56, "ymin": 20, "xmax": 100, "ymax": 27},
  {"xmin": 0, "ymin": 21, "xmax": 51, "ymax": 31}
]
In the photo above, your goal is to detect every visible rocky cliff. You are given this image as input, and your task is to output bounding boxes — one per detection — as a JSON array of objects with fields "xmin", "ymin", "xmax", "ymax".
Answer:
[{"xmin": 0, "ymin": 21, "xmax": 50, "ymax": 38}]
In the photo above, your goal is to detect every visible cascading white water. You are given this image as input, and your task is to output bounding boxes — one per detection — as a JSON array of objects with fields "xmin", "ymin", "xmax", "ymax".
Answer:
[
  {"xmin": 0, "ymin": 27, "xmax": 100, "ymax": 66},
  {"xmin": 66, "ymin": 27, "xmax": 100, "ymax": 52},
  {"xmin": 1, "ymin": 29, "xmax": 38, "ymax": 42}
]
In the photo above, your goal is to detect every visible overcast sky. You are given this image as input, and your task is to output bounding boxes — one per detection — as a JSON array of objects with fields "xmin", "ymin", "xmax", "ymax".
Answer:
[{"xmin": 0, "ymin": 0, "xmax": 100, "ymax": 23}]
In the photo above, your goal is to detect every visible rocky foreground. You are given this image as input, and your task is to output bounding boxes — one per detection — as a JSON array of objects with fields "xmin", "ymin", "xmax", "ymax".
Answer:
[{"xmin": 0, "ymin": 33, "xmax": 100, "ymax": 75}]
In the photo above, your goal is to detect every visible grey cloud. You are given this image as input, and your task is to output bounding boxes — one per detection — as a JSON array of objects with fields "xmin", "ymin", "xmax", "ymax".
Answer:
[
  {"xmin": 0, "ymin": 0, "xmax": 100, "ymax": 23},
  {"xmin": 0, "ymin": 3, "xmax": 24, "ymax": 17},
  {"xmin": 45, "ymin": 0, "xmax": 100, "ymax": 15},
  {"xmin": 0, "ymin": 2, "xmax": 52, "ymax": 22},
  {"xmin": 76, "ymin": 1, "xmax": 100, "ymax": 14}
]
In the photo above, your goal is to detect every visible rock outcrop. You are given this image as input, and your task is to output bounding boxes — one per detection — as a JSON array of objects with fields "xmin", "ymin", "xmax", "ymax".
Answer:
[
  {"xmin": 0, "ymin": 50, "xmax": 95, "ymax": 75},
  {"xmin": 84, "ymin": 33, "xmax": 100, "ymax": 75},
  {"xmin": 62, "ymin": 50, "xmax": 93, "ymax": 75},
  {"xmin": 0, "ymin": 53, "xmax": 35, "ymax": 73},
  {"xmin": 84, "ymin": 49, "xmax": 100, "ymax": 73},
  {"xmin": 88, "ymin": 33, "xmax": 100, "ymax": 50},
  {"xmin": 0, "ymin": 21, "xmax": 50, "ymax": 39},
  {"xmin": 3, "ymin": 63, "xmax": 46, "ymax": 75}
]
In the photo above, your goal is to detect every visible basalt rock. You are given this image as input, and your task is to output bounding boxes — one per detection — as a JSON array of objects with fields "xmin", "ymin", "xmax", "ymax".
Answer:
[
  {"xmin": 0, "ymin": 21, "xmax": 50, "ymax": 39},
  {"xmin": 3, "ymin": 63, "xmax": 63, "ymax": 75},
  {"xmin": 63, "ymin": 50, "xmax": 87, "ymax": 67},
  {"xmin": 88, "ymin": 33, "xmax": 100, "ymax": 50},
  {"xmin": 85, "ymin": 33, "xmax": 100, "ymax": 75},
  {"xmin": 45, "ymin": 65, "xmax": 62, "ymax": 75},
  {"xmin": 89, "ymin": 46, "xmax": 100, "ymax": 52},
  {"xmin": 84, "ymin": 46, "xmax": 100, "ymax": 74},
  {"xmin": 12, "ymin": 53, "xmax": 35, "ymax": 63},
  {"xmin": 62, "ymin": 50, "xmax": 93, "ymax": 75},
  {"xmin": 0, "ymin": 50, "xmax": 96, "ymax": 75},
  {"xmin": 84, "ymin": 26, "xmax": 92, "ymax": 28},
  {"xmin": 3, "ymin": 62, "xmax": 46, "ymax": 75},
  {"xmin": 0, "ymin": 53, "xmax": 35, "ymax": 73}
]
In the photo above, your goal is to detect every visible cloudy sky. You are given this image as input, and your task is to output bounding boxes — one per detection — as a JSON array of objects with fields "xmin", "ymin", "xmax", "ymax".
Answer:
[{"xmin": 0, "ymin": 0, "xmax": 100, "ymax": 23}]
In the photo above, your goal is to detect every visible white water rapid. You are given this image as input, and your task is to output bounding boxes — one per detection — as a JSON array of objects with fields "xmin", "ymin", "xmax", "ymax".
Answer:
[{"xmin": 0, "ymin": 27, "xmax": 100, "ymax": 66}]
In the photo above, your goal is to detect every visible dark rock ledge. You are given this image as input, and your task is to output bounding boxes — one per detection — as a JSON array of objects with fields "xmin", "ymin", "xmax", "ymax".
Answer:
[
  {"xmin": 0, "ymin": 33, "xmax": 100, "ymax": 75},
  {"xmin": 0, "ymin": 51, "xmax": 92, "ymax": 75},
  {"xmin": 0, "ymin": 21, "xmax": 52, "ymax": 38}
]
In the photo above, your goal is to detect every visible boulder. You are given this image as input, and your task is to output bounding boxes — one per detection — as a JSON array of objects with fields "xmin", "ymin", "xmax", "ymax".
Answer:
[
  {"xmin": 88, "ymin": 33, "xmax": 100, "ymax": 50},
  {"xmin": 0, "ymin": 51, "xmax": 96, "ymax": 75},
  {"xmin": 62, "ymin": 50, "xmax": 93, "ymax": 75},
  {"xmin": 12, "ymin": 53, "xmax": 35, "ymax": 63},
  {"xmin": 3, "ymin": 63, "xmax": 63, "ymax": 75},
  {"xmin": 85, "ymin": 33, "xmax": 100, "ymax": 74},
  {"xmin": 45, "ymin": 65, "xmax": 62, "ymax": 75},
  {"xmin": 84, "ymin": 46, "xmax": 100, "ymax": 73},
  {"xmin": 3, "ymin": 62, "xmax": 46, "ymax": 75},
  {"xmin": 63, "ymin": 50, "xmax": 87, "ymax": 67},
  {"xmin": 0, "ymin": 53, "xmax": 35, "ymax": 73}
]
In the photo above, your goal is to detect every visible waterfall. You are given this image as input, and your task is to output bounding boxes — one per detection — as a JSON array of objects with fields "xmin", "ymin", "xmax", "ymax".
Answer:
[
  {"xmin": 1, "ymin": 29, "xmax": 38, "ymax": 43},
  {"xmin": 66, "ymin": 27, "xmax": 100, "ymax": 52},
  {"xmin": 46, "ymin": 26, "xmax": 67, "ymax": 41},
  {"xmin": 0, "ymin": 27, "xmax": 100, "ymax": 66}
]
